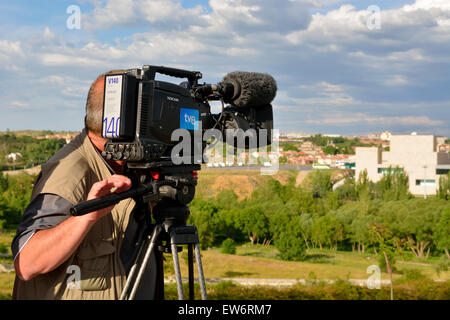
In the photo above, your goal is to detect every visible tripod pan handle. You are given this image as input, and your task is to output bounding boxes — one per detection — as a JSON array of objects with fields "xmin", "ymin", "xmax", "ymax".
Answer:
[{"xmin": 70, "ymin": 184, "xmax": 155, "ymax": 216}]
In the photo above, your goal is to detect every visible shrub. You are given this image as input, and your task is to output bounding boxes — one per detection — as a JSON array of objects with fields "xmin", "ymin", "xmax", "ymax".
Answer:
[
  {"xmin": 401, "ymin": 269, "xmax": 427, "ymax": 281},
  {"xmin": 164, "ymin": 280, "xmax": 450, "ymax": 300},
  {"xmin": 221, "ymin": 238, "xmax": 237, "ymax": 255},
  {"xmin": 275, "ymin": 230, "xmax": 307, "ymax": 261},
  {"xmin": 435, "ymin": 256, "xmax": 449, "ymax": 278}
]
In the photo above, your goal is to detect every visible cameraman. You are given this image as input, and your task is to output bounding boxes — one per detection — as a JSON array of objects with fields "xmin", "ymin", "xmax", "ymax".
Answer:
[{"xmin": 11, "ymin": 70, "xmax": 155, "ymax": 299}]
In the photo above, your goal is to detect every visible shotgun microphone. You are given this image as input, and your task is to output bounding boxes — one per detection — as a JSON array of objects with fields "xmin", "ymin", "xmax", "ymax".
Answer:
[
  {"xmin": 219, "ymin": 71, "xmax": 277, "ymax": 108},
  {"xmin": 192, "ymin": 71, "xmax": 277, "ymax": 108}
]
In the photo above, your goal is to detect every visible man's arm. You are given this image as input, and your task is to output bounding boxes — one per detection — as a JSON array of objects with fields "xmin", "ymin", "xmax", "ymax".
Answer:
[{"xmin": 14, "ymin": 175, "xmax": 132, "ymax": 281}]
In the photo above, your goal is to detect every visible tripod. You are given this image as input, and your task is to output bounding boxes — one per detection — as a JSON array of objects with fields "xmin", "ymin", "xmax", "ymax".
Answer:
[
  {"xmin": 70, "ymin": 164, "xmax": 207, "ymax": 300},
  {"xmin": 120, "ymin": 200, "xmax": 207, "ymax": 300}
]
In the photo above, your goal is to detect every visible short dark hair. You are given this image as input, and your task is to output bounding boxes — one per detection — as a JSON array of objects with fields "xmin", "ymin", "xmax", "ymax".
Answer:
[{"xmin": 85, "ymin": 70, "xmax": 126, "ymax": 135}]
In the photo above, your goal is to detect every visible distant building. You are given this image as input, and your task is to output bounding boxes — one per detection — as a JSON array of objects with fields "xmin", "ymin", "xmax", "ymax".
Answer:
[
  {"xmin": 283, "ymin": 132, "xmax": 310, "ymax": 139},
  {"xmin": 299, "ymin": 141, "xmax": 320, "ymax": 155},
  {"xmin": 355, "ymin": 134, "xmax": 450, "ymax": 196},
  {"xmin": 436, "ymin": 136, "xmax": 446, "ymax": 145},
  {"xmin": 7, "ymin": 152, "xmax": 22, "ymax": 161},
  {"xmin": 439, "ymin": 144, "xmax": 450, "ymax": 153},
  {"xmin": 380, "ymin": 131, "xmax": 392, "ymax": 141}
]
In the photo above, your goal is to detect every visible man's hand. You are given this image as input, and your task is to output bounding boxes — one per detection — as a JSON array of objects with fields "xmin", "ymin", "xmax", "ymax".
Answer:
[{"xmin": 84, "ymin": 174, "xmax": 132, "ymax": 222}]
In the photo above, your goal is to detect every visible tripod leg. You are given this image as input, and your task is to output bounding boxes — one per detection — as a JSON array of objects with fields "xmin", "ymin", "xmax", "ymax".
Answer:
[
  {"xmin": 194, "ymin": 243, "xmax": 208, "ymax": 300},
  {"xmin": 154, "ymin": 249, "xmax": 165, "ymax": 300},
  {"xmin": 171, "ymin": 241, "xmax": 184, "ymax": 300},
  {"xmin": 188, "ymin": 244, "xmax": 194, "ymax": 300},
  {"xmin": 128, "ymin": 225, "xmax": 161, "ymax": 300},
  {"xmin": 120, "ymin": 234, "xmax": 148, "ymax": 300}
]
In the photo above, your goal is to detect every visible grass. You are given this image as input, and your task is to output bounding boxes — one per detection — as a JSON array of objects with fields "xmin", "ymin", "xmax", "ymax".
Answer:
[
  {"xmin": 0, "ymin": 231, "xmax": 14, "ymax": 300},
  {"xmin": 170, "ymin": 244, "xmax": 450, "ymax": 281},
  {"xmin": 0, "ymin": 273, "xmax": 14, "ymax": 299}
]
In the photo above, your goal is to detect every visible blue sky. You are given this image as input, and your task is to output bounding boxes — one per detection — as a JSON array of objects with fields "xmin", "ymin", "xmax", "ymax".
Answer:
[{"xmin": 0, "ymin": 0, "xmax": 449, "ymax": 137}]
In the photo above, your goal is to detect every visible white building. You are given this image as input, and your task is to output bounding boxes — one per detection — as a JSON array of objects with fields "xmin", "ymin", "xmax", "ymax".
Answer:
[
  {"xmin": 7, "ymin": 152, "xmax": 22, "ymax": 161},
  {"xmin": 355, "ymin": 134, "xmax": 450, "ymax": 196},
  {"xmin": 380, "ymin": 131, "xmax": 392, "ymax": 141}
]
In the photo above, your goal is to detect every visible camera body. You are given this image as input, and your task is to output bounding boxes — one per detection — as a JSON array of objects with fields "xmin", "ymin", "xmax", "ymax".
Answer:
[{"xmin": 101, "ymin": 65, "xmax": 274, "ymax": 166}]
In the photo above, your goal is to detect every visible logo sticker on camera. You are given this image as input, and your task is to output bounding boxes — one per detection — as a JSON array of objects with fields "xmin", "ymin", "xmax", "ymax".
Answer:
[
  {"xmin": 103, "ymin": 75, "xmax": 123, "ymax": 138},
  {"xmin": 180, "ymin": 108, "xmax": 199, "ymax": 130}
]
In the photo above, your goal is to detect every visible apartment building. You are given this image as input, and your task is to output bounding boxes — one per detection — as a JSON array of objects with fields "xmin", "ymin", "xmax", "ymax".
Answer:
[{"xmin": 355, "ymin": 134, "xmax": 450, "ymax": 196}]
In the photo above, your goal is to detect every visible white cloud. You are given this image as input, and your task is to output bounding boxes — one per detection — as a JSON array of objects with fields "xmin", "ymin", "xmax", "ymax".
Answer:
[
  {"xmin": 10, "ymin": 101, "xmax": 29, "ymax": 108},
  {"xmin": 40, "ymin": 53, "xmax": 107, "ymax": 67},
  {"xmin": 43, "ymin": 27, "xmax": 55, "ymax": 40},
  {"xmin": 404, "ymin": 0, "xmax": 450, "ymax": 11},
  {"xmin": 39, "ymin": 75, "xmax": 91, "ymax": 98},
  {"xmin": 83, "ymin": 0, "xmax": 137, "ymax": 30},
  {"xmin": 0, "ymin": 40, "xmax": 24, "ymax": 64},
  {"xmin": 82, "ymin": 0, "xmax": 207, "ymax": 31},
  {"xmin": 384, "ymin": 75, "xmax": 409, "ymax": 86}
]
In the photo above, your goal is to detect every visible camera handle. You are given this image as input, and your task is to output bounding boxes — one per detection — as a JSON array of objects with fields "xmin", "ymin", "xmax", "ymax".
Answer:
[
  {"xmin": 70, "ymin": 180, "xmax": 173, "ymax": 216},
  {"xmin": 142, "ymin": 65, "xmax": 203, "ymax": 87}
]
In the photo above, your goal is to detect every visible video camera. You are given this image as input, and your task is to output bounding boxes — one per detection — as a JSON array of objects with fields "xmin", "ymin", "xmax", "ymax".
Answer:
[
  {"xmin": 73, "ymin": 66, "xmax": 277, "ymax": 299},
  {"xmin": 101, "ymin": 65, "xmax": 277, "ymax": 167}
]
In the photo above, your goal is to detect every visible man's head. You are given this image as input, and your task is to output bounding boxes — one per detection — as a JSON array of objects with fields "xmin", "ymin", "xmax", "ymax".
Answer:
[{"xmin": 85, "ymin": 70, "xmax": 126, "ymax": 136}]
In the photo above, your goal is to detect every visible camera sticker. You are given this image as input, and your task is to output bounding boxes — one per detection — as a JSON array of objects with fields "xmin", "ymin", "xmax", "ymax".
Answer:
[{"xmin": 180, "ymin": 108, "xmax": 199, "ymax": 130}]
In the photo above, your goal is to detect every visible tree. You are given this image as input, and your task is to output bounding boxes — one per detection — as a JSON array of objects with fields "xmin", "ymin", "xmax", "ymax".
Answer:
[
  {"xmin": 356, "ymin": 169, "xmax": 372, "ymax": 200},
  {"xmin": 309, "ymin": 171, "xmax": 333, "ymax": 198},
  {"xmin": 188, "ymin": 199, "xmax": 220, "ymax": 249},
  {"xmin": 379, "ymin": 199, "xmax": 444, "ymax": 259},
  {"xmin": 306, "ymin": 134, "xmax": 328, "ymax": 147},
  {"xmin": 273, "ymin": 214, "xmax": 307, "ymax": 261},
  {"xmin": 311, "ymin": 214, "xmax": 342, "ymax": 250},
  {"xmin": 325, "ymin": 191, "xmax": 340, "ymax": 211},
  {"xmin": 234, "ymin": 206, "xmax": 270, "ymax": 245},
  {"xmin": 0, "ymin": 195, "xmax": 8, "ymax": 230},
  {"xmin": 437, "ymin": 172, "xmax": 450, "ymax": 200},
  {"xmin": 322, "ymin": 145, "xmax": 338, "ymax": 155},
  {"xmin": 298, "ymin": 213, "xmax": 313, "ymax": 249},
  {"xmin": 335, "ymin": 177, "xmax": 357, "ymax": 201},
  {"xmin": 375, "ymin": 168, "xmax": 411, "ymax": 201},
  {"xmin": 215, "ymin": 190, "xmax": 239, "ymax": 211},
  {"xmin": 434, "ymin": 208, "xmax": 450, "ymax": 259},
  {"xmin": 0, "ymin": 171, "xmax": 8, "ymax": 192},
  {"xmin": 282, "ymin": 143, "xmax": 299, "ymax": 152}
]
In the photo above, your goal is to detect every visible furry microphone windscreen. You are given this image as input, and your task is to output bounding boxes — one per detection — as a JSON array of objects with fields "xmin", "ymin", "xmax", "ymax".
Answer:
[{"xmin": 220, "ymin": 71, "xmax": 277, "ymax": 108}]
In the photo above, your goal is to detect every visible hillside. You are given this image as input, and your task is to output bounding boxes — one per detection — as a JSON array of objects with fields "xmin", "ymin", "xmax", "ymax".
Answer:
[{"xmin": 196, "ymin": 168, "xmax": 349, "ymax": 200}]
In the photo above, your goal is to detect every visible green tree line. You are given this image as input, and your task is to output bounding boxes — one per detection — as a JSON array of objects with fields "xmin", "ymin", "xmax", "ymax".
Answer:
[
  {"xmin": 189, "ymin": 170, "xmax": 450, "ymax": 261},
  {"xmin": 281, "ymin": 134, "xmax": 377, "ymax": 155},
  {"xmin": 0, "ymin": 172, "xmax": 34, "ymax": 229},
  {"xmin": 0, "ymin": 133, "xmax": 66, "ymax": 170},
  {"xmin": 0, "ymin": 165, "xmax": 449, "ymax": 263}
]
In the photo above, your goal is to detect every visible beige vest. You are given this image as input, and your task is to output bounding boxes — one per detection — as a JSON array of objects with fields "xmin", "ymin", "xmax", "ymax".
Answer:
[{"xmin": 13, "ymin": 130, "xmax": 135, "ymax": 300}]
